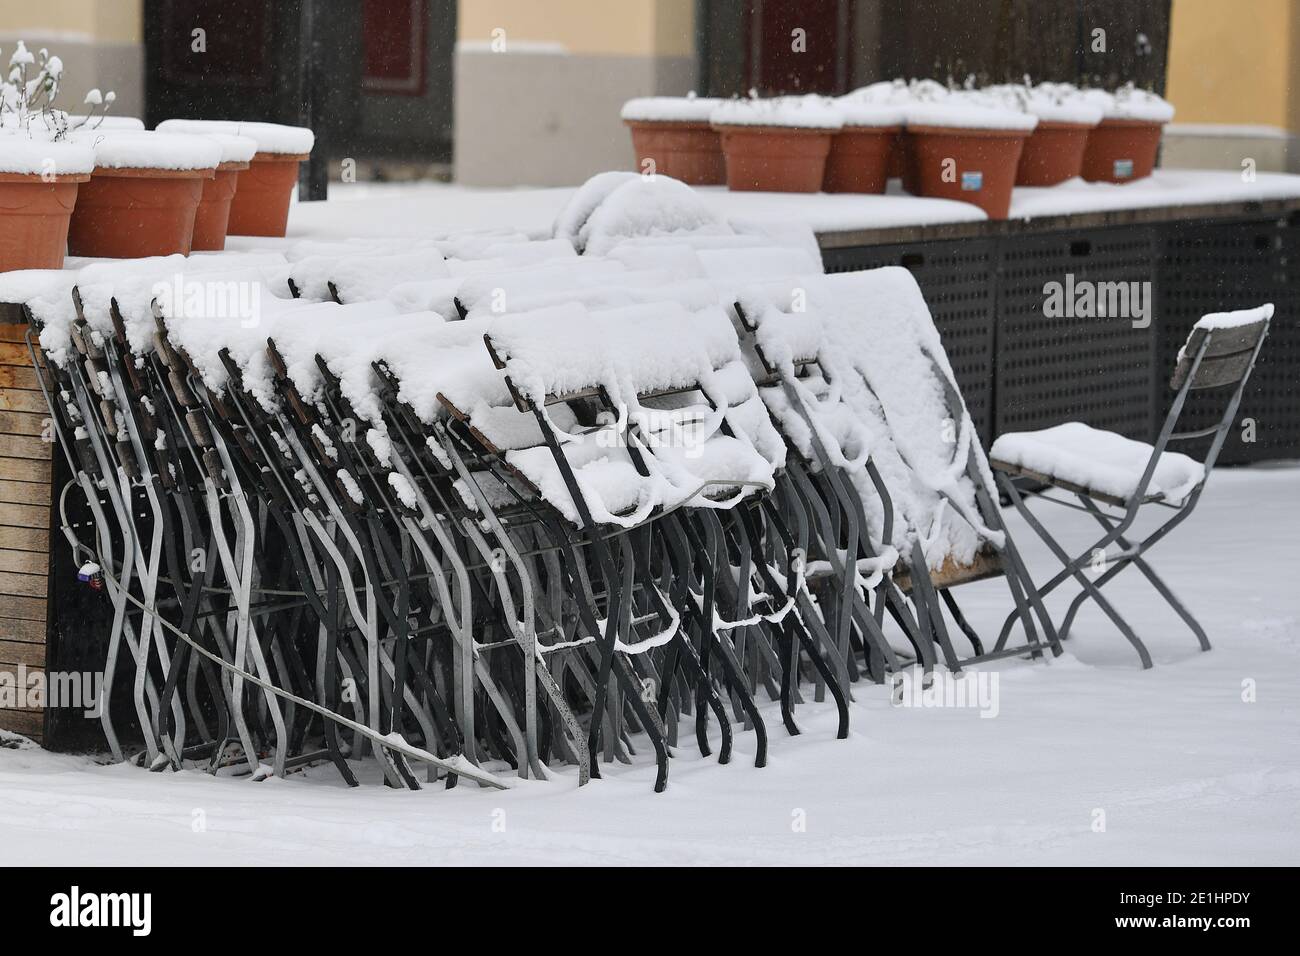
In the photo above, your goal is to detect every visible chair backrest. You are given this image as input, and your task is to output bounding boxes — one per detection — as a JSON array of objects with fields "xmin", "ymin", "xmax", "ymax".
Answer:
[
  {"xmin": 1158, "ymin": 304, "xmax": 1272, "ymax": 483},
  {"xmin": 1169, "ymin": 306, "xmax": 1272, "ymax": 392}
]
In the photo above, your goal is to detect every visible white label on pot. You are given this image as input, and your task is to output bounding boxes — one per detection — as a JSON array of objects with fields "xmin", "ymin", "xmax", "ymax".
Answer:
[
  {"xmin": 1113, "ymin": 159, "xmax": 1134, "ymax": 179},
  {"xmin": 961, "ymin": 171, "xmax": 983, "ymax": 191}
]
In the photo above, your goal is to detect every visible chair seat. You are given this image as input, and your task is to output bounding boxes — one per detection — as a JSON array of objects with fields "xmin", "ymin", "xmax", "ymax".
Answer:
[{"xmin": 989, "ymin": 422, "xmax": 1205, "ymax": 506}]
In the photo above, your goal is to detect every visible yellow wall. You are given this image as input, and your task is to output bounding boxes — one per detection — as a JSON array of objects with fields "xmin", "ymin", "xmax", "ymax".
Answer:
[
  {"xmin": 0, "ymin": 0, "xmax": 140, "ymax": 42},
  {"xmin": 458, "ymin": 0, "xmax": 693, "ymax": 57},
  {"xmin": 1166, "ymin": 0, "xmax": 1297, "ymax": 129}
]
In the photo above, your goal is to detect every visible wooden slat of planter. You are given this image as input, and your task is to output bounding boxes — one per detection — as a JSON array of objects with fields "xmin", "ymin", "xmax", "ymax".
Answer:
[
  {"xmin": 0, "ymin": 409, "xmax": 47, "ymax": 437},
  {"xmin": 0, "ymin": 434, "xmax": 51, "ymax": 461},
  {"xmin": 0, "ymin": 456, "xmax": 52, "ymax": 483},
  {"xmin": 0, "ymin": 479, "xmax": 51, "ymax": 506},
  {"xmin": 0, "ymin": 324, "xmax": 37, "ymax": 343},
  {"xmin": 0, "ymin": 570, "xmax": 47, "ymax": 598},
  {"xmin": 0, "ymin": 665, "xmax": 44, "ymax": 711},
  {"xmin": 0, "ymin": 525, "xmax": 49, "ymax": 552},
  {"xmin": 0, "ymin": 594, "xmax": 46, "ymax": 623},
  {"xmin": 0, "ymin": 341, "xmax": 43, "ymax": 367},
  {"xmin": 0, "ymin": 322, "xmax": 49, "ymax": 747},
  {"xmin": 0, "ymin": 639, "xmax": 45, "ymax": 666},
  {"xmin": 0, "ymin": 500, "xmax": 51, "ymax": 528},
  {"xmin": 0, "ymin": 708, "xmax": 43, "ymax": 736},
  {"xmin": 0, "ymin": 389, "xmax": 49, "ymax": 414},
  {"xmin": 0, "ymin": 548, "xmax": 47, "ymax": 575},
  {"xmin": 0, "ymin": 617, "xmax": 45, "ymax": 642},
  {"xmin": 0, "ymin": 366, "xmax": 41, "ymax": 390}
]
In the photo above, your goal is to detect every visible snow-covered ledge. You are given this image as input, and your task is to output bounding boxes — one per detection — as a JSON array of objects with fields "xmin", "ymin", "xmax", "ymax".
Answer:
[{"xmin": 276, "ymin": 169, "xmax": 1300, "ymax": 251}]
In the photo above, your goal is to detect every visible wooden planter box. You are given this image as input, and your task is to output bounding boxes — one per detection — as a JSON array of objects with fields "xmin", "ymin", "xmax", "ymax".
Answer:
[{"xmin": 0, "ymin": 314, "xmax": 52, "ymax": 744}]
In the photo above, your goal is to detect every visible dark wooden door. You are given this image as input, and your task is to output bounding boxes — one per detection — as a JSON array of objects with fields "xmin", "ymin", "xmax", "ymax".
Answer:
[
  {"xmin": 701, "ymin": 0, "xmax": 1171, "ymax": 97},
  {"xmin": 144, "ymin": 0, "xmax": 456, "ymax": 163},
  {"xmin": 750, "ymin": 0, "xmax": 852, "ymax": 95}
]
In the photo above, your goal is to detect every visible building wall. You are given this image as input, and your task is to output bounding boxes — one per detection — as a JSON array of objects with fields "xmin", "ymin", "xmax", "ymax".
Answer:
[
  {"xmin": 453, "ymin": 0, "xmax": 697, "ymax": 186},
  {"xmin": 0, "ymin": 0, "xmax": 144, "ymax": 118},
  {"xmin": 1164, "ymin": 0, "xmax": 1300, "ymax": 172}
]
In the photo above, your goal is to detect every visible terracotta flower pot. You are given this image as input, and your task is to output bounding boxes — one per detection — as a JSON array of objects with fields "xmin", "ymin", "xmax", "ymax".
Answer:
[
  {"xmin": 67, "ymin": 166, "xmax": 211, "ymax": 259},
  {"xmin": 715, "ymin": 126, "xmax": 833, "ymax": 193},
  {"xmin": 906, "ymin": 125, "xmax": 1030, "ymax": 219},
  {"xmin": 1016, "ymin": 121, "xmax": 1095, "ymax": 186},
  {"xmin": 1080, "ymin": 118, "xmax": 1164, "ymax": 183},
  {"xmin": 887, "ymin": 131, "xmax": 910, "ymax": 186},
  {"xmin": 823, "ymin": 125, "xmax": 900, "ymax": 194},
  {"xmin": 191, "ymin": 160, "xmax": 250, "ymax": 251},
  {"xmin": 624, "ymin": 120, "xmax": 725, "ymax": 186},
  {"xmin": 0, "ymin": 172, "xmax": 90, "ymax": 272},
  {"xmin": 227, "ymin": 151, "xmax": 308, "ymax": 237}
]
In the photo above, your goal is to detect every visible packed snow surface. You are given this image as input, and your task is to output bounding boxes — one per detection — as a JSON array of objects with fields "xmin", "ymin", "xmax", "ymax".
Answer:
[
  {"xmin": 2, "ymin": 467, "xmax": 1296, "ymax": 865},
  {"xmin": 270, "ymin": 170, "xmax": 1300, "ymax": 245}
]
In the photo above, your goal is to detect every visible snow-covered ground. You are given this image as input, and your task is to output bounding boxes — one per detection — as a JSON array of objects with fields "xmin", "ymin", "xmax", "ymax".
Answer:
[
  {"xmin": 3, "ymin": 465, "xmax": 1296, "ymax": 866},
  {"xmin": 259, "ymin": 169, "xmax": 1300, "ymax": 244}
]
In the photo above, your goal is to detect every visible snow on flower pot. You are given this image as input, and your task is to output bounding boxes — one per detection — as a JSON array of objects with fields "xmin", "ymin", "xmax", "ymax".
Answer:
[
  {"xmin": 823, "ymin": 100, "xmax": 904, "ymax": 194},
  {"xmin": 1079, "ymin": 86, "xmax": 1174, "ymax": 183},
  {"xmin": 904, "ymin": 99, "xmax": 1037, "ymax": 219},
  {"xmin": 621, "ymin": 96, "xmax": 725, "ymax": 185},
  {"xmin": 156, "ymin": 120, "xmax": 315, "ymax": 236},
  {"xmin": 66, "ymin": 131, "xmax": 221, "ymax": 258},
  {"xmin": 179, "ymin": 133, "xmax": 258, "ymax": 251},
  {"xmin": 711, "ymin": 96, "xmax": 842, "ymax": 193},
  {"xmin": 0, "ymin": 139, "xmax": 94, "ymax": 272},
  {"xmin": 982, "ymin": 83, "xmax": 1103, "ymax": 187}
]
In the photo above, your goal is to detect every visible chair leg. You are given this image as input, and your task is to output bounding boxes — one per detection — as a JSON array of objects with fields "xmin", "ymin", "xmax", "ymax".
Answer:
[
  {"xmin": 995, "ymin": 473, "xmax": 1152, "ymax": 669},
  {"xmin": 1074, "ymin": 498, "xmax": 1212, "ymax": 653}
]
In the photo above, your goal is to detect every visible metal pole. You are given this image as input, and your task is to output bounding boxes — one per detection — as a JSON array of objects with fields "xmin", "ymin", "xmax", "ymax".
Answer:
[{"xmin": 299, "ymin": 0, "xmax": 328, "ymax": 201}]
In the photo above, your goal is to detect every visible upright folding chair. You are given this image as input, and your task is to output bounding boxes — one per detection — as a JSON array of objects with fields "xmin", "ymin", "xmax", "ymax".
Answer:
[{"xmin": 990, "ymin": 305, "xmax": 1273, "ymax": 668}]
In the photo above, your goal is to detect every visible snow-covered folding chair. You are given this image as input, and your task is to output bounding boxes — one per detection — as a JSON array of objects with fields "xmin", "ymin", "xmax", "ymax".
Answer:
[
  {"xmin": 730, "ymin": 290, "xmax": 932, "ymax": 683},
  {"xmin": 373, "ymin": 301, "xmax": 752, "ymax": 782},
  {"xmin": 735, "ymin": 268, "xmax": 1059, "ymax": 672},
  {"xmin": 158, "ymin": 290, "xmax": 480, "ymax": 788},
  {"xmin": 483, "ymin": 299, "xmax": 851, "ymax": 787},
  {"xmin": 326, "ymin": 315, "xmax": 594, "ymax": 783},
  {"xmin": 989, "ymin": 305, "xmax": 1273, "ymax": 668},
  {"xmin": 23, "ymin": 254, "xmax": 290, "ymax": 769}
]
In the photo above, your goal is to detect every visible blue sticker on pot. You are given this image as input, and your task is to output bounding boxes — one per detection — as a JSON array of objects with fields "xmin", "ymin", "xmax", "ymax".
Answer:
[
  {"xmin": 1113, "ymin": 159, "xmax": 1134, "ymax": 179},
  {"xmin": 961, "ymin": 171, "xmax": 983, "ymax": 191}
]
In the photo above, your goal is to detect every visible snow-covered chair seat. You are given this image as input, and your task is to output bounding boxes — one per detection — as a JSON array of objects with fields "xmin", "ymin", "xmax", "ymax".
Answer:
[
  {"xmin": 27, "ymin": 253, "xmax": 291, "ymax": 366},
  {"xmin": 288, "ymin": 249, "xmax": 450, "ymax": 303},
  {"xmin": 454, "ymin": 263, "xmax": 717, "ymax": 321},
  {"xmin": 990, "ymin": 422, "xmax": 1206, "ymax": 506},
  {"xmin": 483, "ymin": 300, "xmax": 780, "ymax": 527}
]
